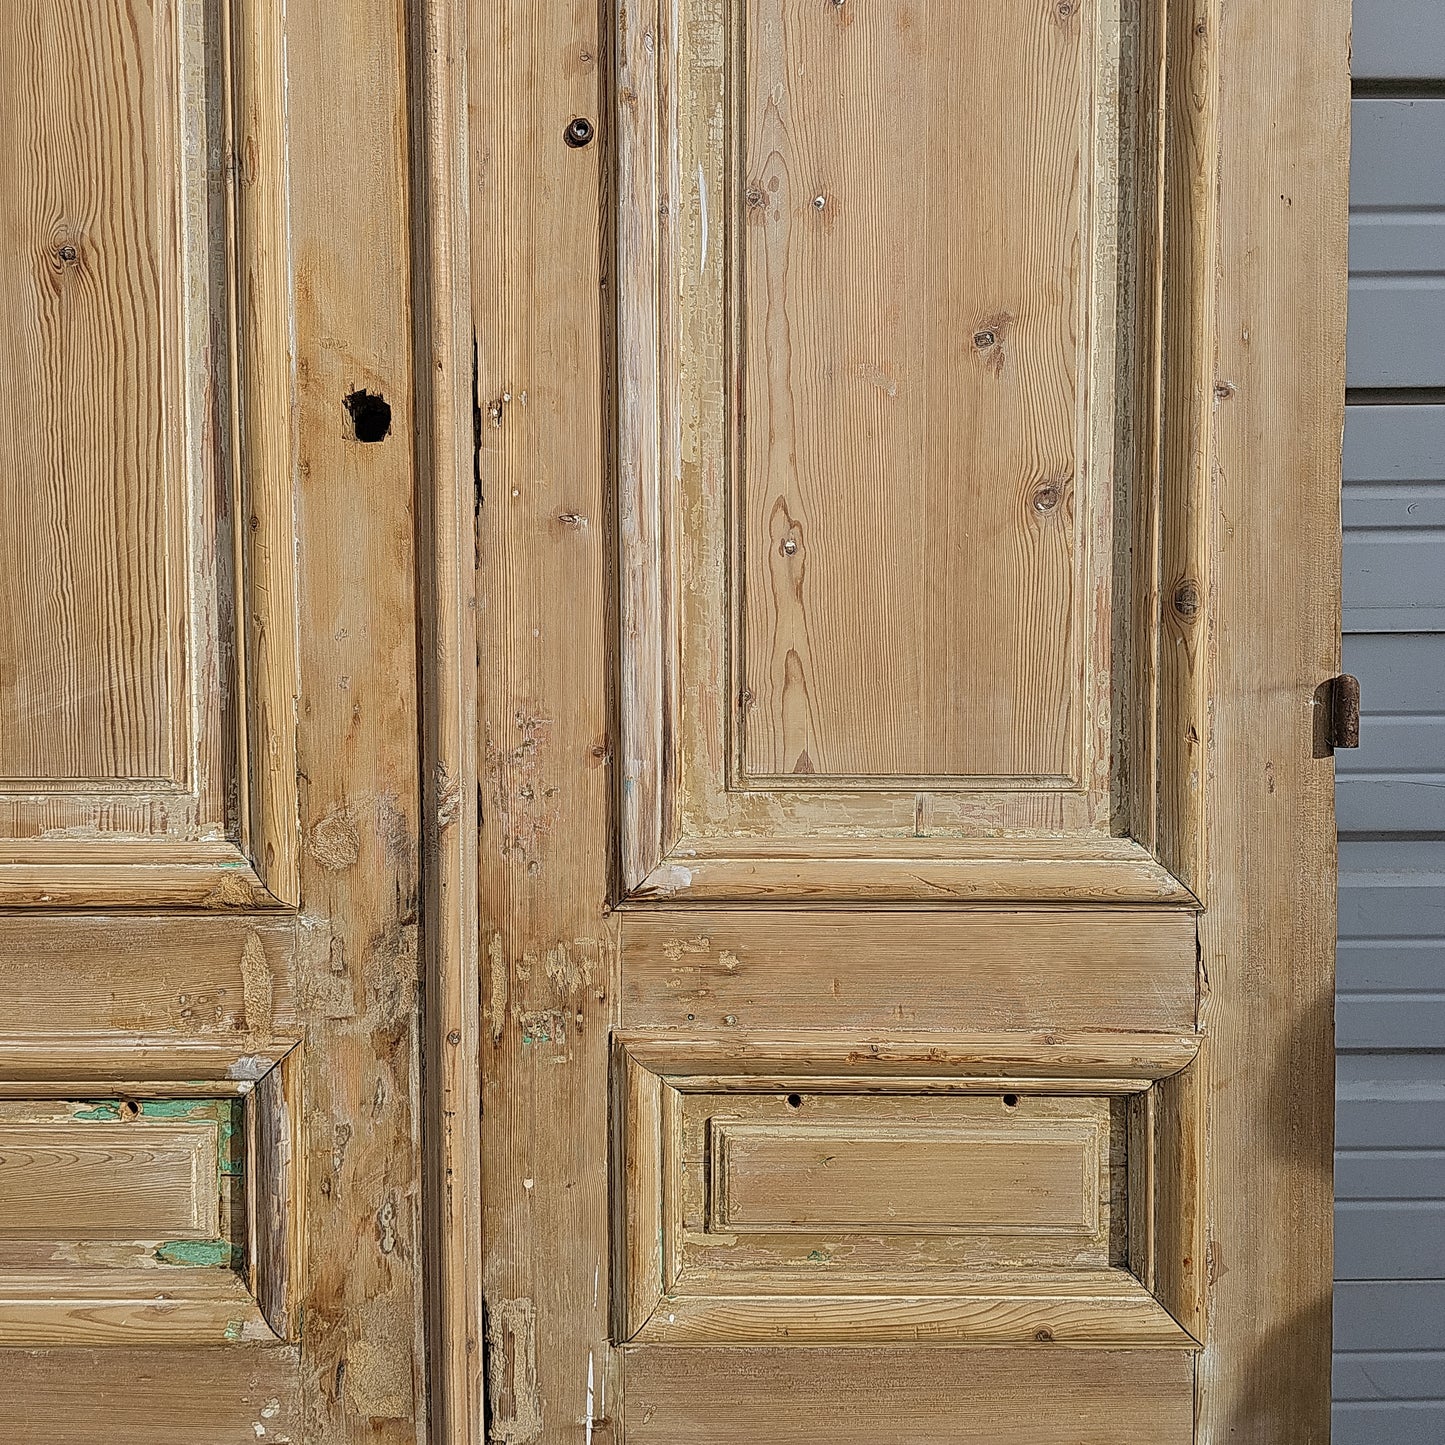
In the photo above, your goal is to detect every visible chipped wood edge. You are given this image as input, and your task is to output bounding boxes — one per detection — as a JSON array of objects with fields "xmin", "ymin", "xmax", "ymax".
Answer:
[
  {"xmin": 0, "ymin": 1035, "xmax": 300, "ymax": 1094},
  {"xmin": 412, "ymin": 0, "xmax": 485, "ymax": 1434},
  {"xmin": 0, "ymin": 847, "xmax": 290, "ymax": 911}
]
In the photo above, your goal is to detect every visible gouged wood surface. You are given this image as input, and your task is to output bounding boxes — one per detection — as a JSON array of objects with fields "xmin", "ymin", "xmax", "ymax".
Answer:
[
  {"xmin": 624, "ymin": 1347, "xmax": 1196, "ymax": 1443},
  {"xmin": 475, "ymin": 1, "xmax": 619, "ymax": 1440},
  {"xmin": 4, "ymin": 1348, "xmax": 299, "ymax": 1443},
  {"xmin": 621, "ymin": 908, "xmax": 1198, "ymax": 1033},
  {"xmin": 1194, "ymin": 0, "xmax": 1347, "ymax": 1434},
  {"xmin": 740, "ymin": 0, "xmax": 1092, "ymax": 781},
  {"xmin": 286, "ymin": 0, "xmax": 426, "ymax": 1431}
]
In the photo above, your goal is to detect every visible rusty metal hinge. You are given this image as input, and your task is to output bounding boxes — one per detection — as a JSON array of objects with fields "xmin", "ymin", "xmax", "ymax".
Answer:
[{"xmin": 1326, "ymin": 674, "xmax": 1361, "ymax": 750}]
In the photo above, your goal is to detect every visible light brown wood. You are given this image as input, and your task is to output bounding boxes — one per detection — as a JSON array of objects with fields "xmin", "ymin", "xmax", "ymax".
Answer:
[
  {"xmin": 624, "ymin": 1347, "xmax": 1196, "ymax": 1444},
  {"xmin": 712, "ymin": 1115, "xmax": 1103, "ymax": 1235},
  {"xmin": 0, "ymin": 0, "xmax": 299, "ymax": 909},
  {"xmin": 0, "ymin": 1119, "xmax": 220, "ymax": 1240},
  {"xmin": 1194, "ymin": 0, "xmax": 1348, "ymax": 1434},
  {"xmin": 740, "ymin": 0, "xmax": 1092, "ymax": 782},
  {"xmin": 474, "ymin": 1, "xmax": 619, "ymax": 1440},
  {"xmin": 621, "ymin": 907, "xmax": 1198, "ymax": 1033},
  {"xmin": 0, "ymin": 0, "xmax": 428, "ymax": 1431}
]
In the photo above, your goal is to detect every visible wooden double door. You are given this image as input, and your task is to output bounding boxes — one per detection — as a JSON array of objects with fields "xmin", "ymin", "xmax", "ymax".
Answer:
[{"xmin": 0, "ymin": 0, "xmax": 1347, "ymax": 1440}]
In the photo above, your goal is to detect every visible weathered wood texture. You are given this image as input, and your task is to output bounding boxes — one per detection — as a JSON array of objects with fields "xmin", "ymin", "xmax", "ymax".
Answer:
[
  {"xmin": 1193, "ymin": 0, "xmax": 1348, "ymax": 1441},
  {"xmin": 287, "ymin": 0, "xmax": 426, "ymax": 1431},
  {"xmin": 474, "ymin": 0, "xmax": 618, "ymax": 1441},
  {"xmin": 0, "ymin": 0, "xmax": 427, "ymax": 1436}
]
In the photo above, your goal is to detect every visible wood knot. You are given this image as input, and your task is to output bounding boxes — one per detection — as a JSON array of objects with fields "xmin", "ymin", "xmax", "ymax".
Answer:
[
  {"xmin": 1035, "ymin": 1327, "xmax": 1055, "ymax": 1343},
  {"xmin": 1172, "ymin": 578, "xmax": 1202, "ymax": 621},
  {"xmin": 1031, "ymin": 483, "xmax": 1063, "ymax": 515}
]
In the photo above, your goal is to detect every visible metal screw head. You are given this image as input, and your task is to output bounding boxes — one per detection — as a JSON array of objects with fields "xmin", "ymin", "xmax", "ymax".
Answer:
[
  {"xmin": 564, "ymin": 116, "xmax": 595, "ymax": 148},
  {"xmin": 813, "ymin": 194, "xmax": 827, "ymax": 210}
]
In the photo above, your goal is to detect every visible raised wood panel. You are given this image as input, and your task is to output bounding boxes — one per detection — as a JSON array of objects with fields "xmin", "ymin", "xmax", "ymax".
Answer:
[
  {"xmin": 0, "ymin": 1118, "xmax": 220, "ymax": 1241},
  {"xmin": 615, "ymin": 0, "xmax": 1211, "ymax": 904},
  {"xmin": 711, "ymin": 1115, "xmax": 1103, "ymax": 1237},
  {"xmin": 0, "ymin": 0, "xmax": 298, "ymax": 908},
  {"xmin": 615, "ymin": 1035, "xmax": 1201, "ymax": 1347},
  {"xmin": 624, "ymin": 1347, "xmax": 1197, "ymax": 1444},
  {"xmin": 0, "ymin": 1050, "xmax": 300, "ymax": 1346},
  {"xmin": 620, "ymin": 908, "xmax": 1199, "ymax": 1033},
  {"xmin": 739, "ymin": 0, "xmax": 1091, "ymax": 783}
]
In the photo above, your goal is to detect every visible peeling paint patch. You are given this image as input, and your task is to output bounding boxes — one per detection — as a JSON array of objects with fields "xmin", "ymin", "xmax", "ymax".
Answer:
[
  {"xmin": 155, "ymin": 1239, "xmax": 243, "ymax": 1268},
  {"xmin": 228, "ymin": 1054, "xmax": 276, "ymax": 1081}
]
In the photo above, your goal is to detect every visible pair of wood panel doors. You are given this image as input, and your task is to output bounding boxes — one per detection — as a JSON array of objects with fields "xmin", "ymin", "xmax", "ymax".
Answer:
[{"xmin": 0, "ymin": 0, "xmax": 1348, "ymax": 1440}]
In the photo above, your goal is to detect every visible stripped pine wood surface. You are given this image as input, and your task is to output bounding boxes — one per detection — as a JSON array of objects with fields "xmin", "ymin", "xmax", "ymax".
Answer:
[{"xmin": 740, "ymin": 0, "xmax": 1092, "ymax": 782}]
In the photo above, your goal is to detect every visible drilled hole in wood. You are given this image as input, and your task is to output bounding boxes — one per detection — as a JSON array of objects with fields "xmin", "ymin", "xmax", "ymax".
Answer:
[
  {"xmin": 786, "ymin": 1093, "xmax": 803, "ymax": 1110},
  {"xmin": 1002, "ymin": 1093, "xmax": 1019, "ymax": 1109},
  {"xmin": 119, "ymin": 1099, "xmax": 141, "ymax": 1119},
  {"xmin": 344, "ymin": 389, "xmax": 392, "ymax": 443}
]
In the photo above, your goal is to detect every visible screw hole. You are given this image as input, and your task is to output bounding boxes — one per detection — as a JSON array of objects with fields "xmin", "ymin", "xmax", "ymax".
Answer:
[
  {"xmin": 119, "ymin": 1099, "xmax": 141, "ymax": 1119},
  {"xmin": 565, "ymin": 116, "xmax": 595, "ymax": 149},
  {"xmin": 786, "ymin": 1093, "xmax": 803, "ymax": 1110},
  {"xmin": 345, "ymin": 389, "xmax": 392, "ymax": 444},
  {"xmin": 1002, "ymin": 1093, "xmax": 1019, "ymax": 1108}
]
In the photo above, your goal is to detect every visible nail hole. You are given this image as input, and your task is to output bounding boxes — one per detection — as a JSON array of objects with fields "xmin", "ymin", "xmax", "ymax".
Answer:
[
  {"xmin": 345, "ymin": 389, "xmax": 392, "ymax": 444},
  {"xmin": 565, "ymin": 116, "xmax": 595, "ymax": 148},
  {"xmin": 119, "ymin": 1099, "xmax": 141, "ymax": 1119},
  {"xmin": 786, "ymin": 1093, "xmax": 803, "ymax": 1109},
  {"xmin": 1002, "ymin": 1093, "xmax": 1019, "ymax": 1108}
]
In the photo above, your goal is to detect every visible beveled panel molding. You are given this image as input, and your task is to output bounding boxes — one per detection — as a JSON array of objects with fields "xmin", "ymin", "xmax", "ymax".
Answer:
[
  {"xmin": 614, "ymin": 0, "xmax": 1213, "ymax": 905},
  {"xmin": 613, "ymin": 1033, "xmax": 1204, "ymax": 1348},
  {"xmin": 0, "ymin": 0, "xmax": 298, "ymax": 909},
  {"xmin": 0, "ymin": 1036, "xmax": 302, "ymax": 1345}
]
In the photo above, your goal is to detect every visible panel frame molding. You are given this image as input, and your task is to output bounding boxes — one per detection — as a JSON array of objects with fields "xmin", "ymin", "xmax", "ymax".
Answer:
[
  {"xmin": 0, "ymin": 0, "xmax": 299, "ymax": 912},
  {"xmin": 0, "ymin": 1035, "xmax": 302, "ymax": 1346},
  {"xmin": 613, "ymin": 1033, "xmax": 1204, "ymax": 1348},
  {"xmin": 614, "ymin": 0, "xmax": 1213, "ymax": 907}
]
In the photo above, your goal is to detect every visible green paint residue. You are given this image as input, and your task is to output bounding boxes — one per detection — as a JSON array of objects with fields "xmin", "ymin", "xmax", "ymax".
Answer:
[
  {"xmin": 154, "ymin": 1239, "xmax": 243, "ymax": 1269},
  {"xmin": 73, "ymin": 1099, "xmax": 216, "ymax": 1122},
  {"xmin": 806, "ymin": 1250, "xmax": 832, "ymax": 1264},
  {"xmin": 218, "ymin": 1102, "xmax": 243, "ymax": 1178},
  {"xmin": 223, "ymin": 1318, "xmax": 245, "ymax": 1342},
  {"xmin": 73, "ymin": 1102, "xmax": 123, "ymax": 1121}
]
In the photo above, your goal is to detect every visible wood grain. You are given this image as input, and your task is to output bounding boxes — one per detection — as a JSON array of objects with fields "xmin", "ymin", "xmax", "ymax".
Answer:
[
  {"xmin": 474, "ymin": 0, "xmax": 619, "ymax": 1440},
  {"xmin": 624, "ymin": 1347, "xmax": 1195, "ymax": 1444},
  {"xmin": 740, "ymin": 0, "xmax": 1091, "ymax": 781},
  {"xmin": 286, "ymin": 0, "xmax": 427, "ymax": 1430},
  {"xmin": 620, "ymin": 907, "xmax": 1198, "ymax": 1034},
  {"xmin": 1193, "ymin": 0, "xmax": 1348, "ymax": 1433},
  {"xmin": 0, "ymin": 1119, "xmax": 219, "ymax": 1240},
  {"xmin": 0, "ymin": 0, "xmax": 178, "ymax": 785}
]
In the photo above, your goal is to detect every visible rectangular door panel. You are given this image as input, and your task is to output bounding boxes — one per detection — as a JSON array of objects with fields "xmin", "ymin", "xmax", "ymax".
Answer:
[{"xmin": 0, "ymin": 0, "xmax": 296, "ymax": 908}]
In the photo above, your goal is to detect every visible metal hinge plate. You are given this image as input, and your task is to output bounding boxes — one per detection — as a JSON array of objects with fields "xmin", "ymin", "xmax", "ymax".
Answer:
[{"xmin": 1327, "ymin": 674, "xmax": 1361, "ymax": 750}]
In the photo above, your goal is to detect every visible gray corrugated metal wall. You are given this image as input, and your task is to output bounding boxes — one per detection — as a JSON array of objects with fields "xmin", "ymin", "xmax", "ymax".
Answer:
[{"xmin": 1336, "ymin": 3, "xmax": 1445, "ymax": 1439}]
